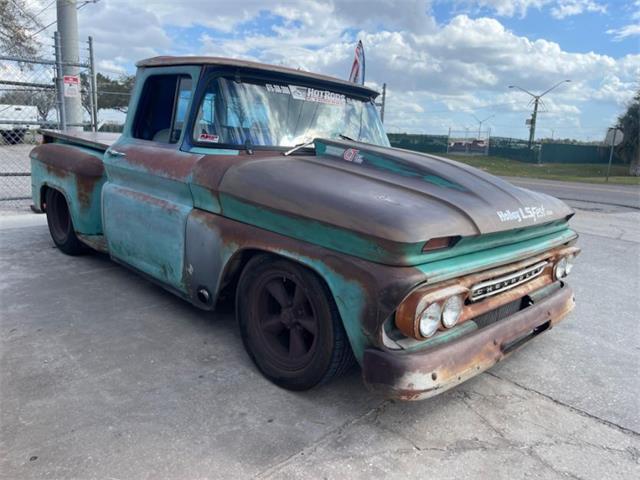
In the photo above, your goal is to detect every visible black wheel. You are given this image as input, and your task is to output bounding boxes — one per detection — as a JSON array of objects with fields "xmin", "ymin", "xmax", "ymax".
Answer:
[
  {"xmin": 237, "ymin": 254, "xmax": 354, "ymax": 391},
  {"xmin": 45, "ymin": 188, "xmax": 83, "ymax": 255}
]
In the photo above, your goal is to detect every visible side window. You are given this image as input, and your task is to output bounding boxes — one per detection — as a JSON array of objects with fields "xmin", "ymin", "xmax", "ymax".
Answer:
[
  {"xmin": 193, "ymin": 92, "xmax": 217, "ymax": 141},
  {"xmin": 133, "ymin": 74, "xmax": 192, "ymax": 143}
]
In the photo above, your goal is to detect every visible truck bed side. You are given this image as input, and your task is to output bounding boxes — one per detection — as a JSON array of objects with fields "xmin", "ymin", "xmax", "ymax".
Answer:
[{"xmin": 30, "ymin": 130, "xmax": 119, "ymax": 236}]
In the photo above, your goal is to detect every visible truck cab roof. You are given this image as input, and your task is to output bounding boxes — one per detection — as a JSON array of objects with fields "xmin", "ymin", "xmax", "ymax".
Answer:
[{"xmin": 136, "ymin": 56, "xmax": 380, "ymax": 99}]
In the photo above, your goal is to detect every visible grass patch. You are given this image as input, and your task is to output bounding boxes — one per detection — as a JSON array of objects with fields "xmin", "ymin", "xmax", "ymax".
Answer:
[{"xmin": 443, "ymin": 155, "xmax": 640, "ymax": 185}]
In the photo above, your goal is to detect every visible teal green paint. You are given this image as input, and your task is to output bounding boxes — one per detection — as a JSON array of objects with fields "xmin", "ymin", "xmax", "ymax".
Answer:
[
  {"xmin": 191, "ymin": 184, "xmax": 221, "ymax": 213},
  {"xmin": 315, "ymin": 140, "xmax": 466, "ymax": 191},
  {"xmin": 417, "ymin": 220, "xmax": 570, "ymax": 264},
  {"xmin": 288, "ymin": 252, "xmax": 369, "ymax": 362},
  {"xmin": 102, "ymin": 183, "xmax": 190, "ymax": 291},
  {"xmin": 188, "ymin": 146, "xmax": 239, "ymax": 155},
  {"xmin": 30, "ymin": 158, "xmax": 104, "ymax": 235},
  {"xmin": 103, "ymin": 66, "xmax": 200, "ymax": 294},
  {"xmin": 216, "ymin": 238, "xmax": 370, "ymax": 362},
  {"xmin": 417, "ymin": 228, "xmax": 577, "ymax": 284},
  {"xmin": 220, "ymin": 193, "xmax": 575, "ymax": 268},
  {"xmin": 220, "ymin": 193, "xmax": 390, "ymax": 263},
  {"xmin": 361, "ymin": 152, "xmax": 466, "ymax": 190}
]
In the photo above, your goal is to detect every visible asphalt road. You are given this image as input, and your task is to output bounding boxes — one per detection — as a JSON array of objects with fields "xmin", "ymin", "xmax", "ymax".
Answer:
[
  {"xmin": 1, "ymin": 207, "xmax": 639, "ymax": 479},
  {"xmin": 505, "ymin": 176, "xmax": 640, "ymax": 212}
]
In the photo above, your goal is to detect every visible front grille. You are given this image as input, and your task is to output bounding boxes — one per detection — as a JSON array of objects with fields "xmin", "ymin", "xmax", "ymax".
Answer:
[
  {"xmin": 473, "ymin": 298, "xmax": 524, "ymax": 329},
  {"xmin": 469, "ymin": 261, "xmax": 547, "ymax": 302}
]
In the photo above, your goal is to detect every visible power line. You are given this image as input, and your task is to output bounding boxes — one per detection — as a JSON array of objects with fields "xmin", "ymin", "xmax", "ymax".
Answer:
[
  {"xmin": 33, "ymin": 0, "xmax": 57, "ymax": 18},
  {"xmin": 31, "ymin": 1, "xmax": 97, "ymax": 38}
]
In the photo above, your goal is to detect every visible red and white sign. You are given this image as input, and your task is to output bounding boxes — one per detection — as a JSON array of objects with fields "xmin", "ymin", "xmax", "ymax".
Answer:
[
  {"xmin": 63, "ymin": 75, "xmax": 80, "ymax": 98},
  {"xmin": 198, "ymin": 133, "xmax": 219, "ymax": 143},
  {"xmin": 343, "ymin": 148, "xmax": 363, "ymax": 164}
]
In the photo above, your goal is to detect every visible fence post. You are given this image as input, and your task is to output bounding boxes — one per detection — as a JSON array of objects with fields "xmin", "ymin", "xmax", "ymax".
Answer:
[
  {"xmin": 54, "ymin": 31, "xmax": 67, "ymax": 131},
  {"xmin": 88, "ymin": 36, "xmax": 98, "ymax": 132}
]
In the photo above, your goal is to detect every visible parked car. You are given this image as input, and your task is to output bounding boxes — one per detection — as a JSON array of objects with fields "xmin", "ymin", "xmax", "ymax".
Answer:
[
  {"xmin": 468, "ymin": 139, "xmax": 488, "ymax": 153},
  {"xmin": 449, "ymin": 140, "xmax": 468, "ymax": 153},
  {"xmin": 0, "ymin": 104, "xmax": 40, "ymax": 144},
  {"xmin": 30, "ymin": 56, "xmax": 580, "ymax": 400}
]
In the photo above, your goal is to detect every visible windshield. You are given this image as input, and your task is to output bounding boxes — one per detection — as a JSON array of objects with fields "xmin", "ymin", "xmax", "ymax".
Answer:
[{"xmin": 192, "ymin": 77, "xmax": 390, "ymax": 148}]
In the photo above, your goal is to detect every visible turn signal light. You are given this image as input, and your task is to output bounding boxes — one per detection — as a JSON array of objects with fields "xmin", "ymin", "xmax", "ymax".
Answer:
[{"xmin": 422, "ymin": 236, "xmax": 460, "ymax": 252}]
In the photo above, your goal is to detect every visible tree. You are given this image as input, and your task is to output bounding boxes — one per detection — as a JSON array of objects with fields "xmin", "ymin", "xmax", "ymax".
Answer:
[
  {"xmin": 80, "ymin": 72, "xmax": 135, "ymax": 116},
  {"xmin": 616, "ymin": 90, "xmax": 639, "ymax": 176},
  {"xmin": 0, "ymin": 0, "xmax": 42, "ymax": 57}
]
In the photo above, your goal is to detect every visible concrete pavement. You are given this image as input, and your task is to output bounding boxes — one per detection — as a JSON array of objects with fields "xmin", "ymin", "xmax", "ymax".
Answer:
[{"xmin": 1, "ymin": 208, "xmax": 639, "ymax": 479}]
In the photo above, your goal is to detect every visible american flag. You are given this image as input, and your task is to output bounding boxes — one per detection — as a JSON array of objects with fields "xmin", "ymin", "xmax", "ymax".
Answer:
[{"xmin": 348, "ymin": 40, "xmax": 365, "ymax": 85}]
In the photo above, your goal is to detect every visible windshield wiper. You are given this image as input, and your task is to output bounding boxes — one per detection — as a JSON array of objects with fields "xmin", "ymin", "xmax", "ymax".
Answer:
[
  {"xmin": 283, "ymin": 139, "xmax": 315, "ymax": 156},
  {"xmin": 339, "ymin": 134, "xmax": 356, "ymax": 142}
]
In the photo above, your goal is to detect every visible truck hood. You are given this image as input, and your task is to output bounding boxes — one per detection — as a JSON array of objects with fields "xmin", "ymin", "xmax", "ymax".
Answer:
[
  {"xmin": 219, "ymin": 138, "xmax": 572, "ymax": 240},
  {"xmin": 216, "ymin": 138, "xmax": 573, "ymax": 264}
]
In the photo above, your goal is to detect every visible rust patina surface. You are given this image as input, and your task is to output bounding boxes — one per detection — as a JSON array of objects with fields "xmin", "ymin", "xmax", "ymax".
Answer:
[
  {"xmin": 363, "ymin": 283, "xmax": 575, "ymax": 400},
  {"xmin": 29, "ymin": 56, "xmax": 580, "ymax": 399}
]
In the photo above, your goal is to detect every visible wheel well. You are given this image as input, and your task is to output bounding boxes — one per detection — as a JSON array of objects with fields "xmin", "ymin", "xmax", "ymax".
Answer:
[
  {"xmin": 40, "ymin": 185, "xmax": 50, "ymax": 211},
  {"xmin": 215, "ymin": 248, "xmax": 338, "ymax": 314},
  {"xmin": 214, "ymin": 249, "xmax": 271, "ymax": 310}
]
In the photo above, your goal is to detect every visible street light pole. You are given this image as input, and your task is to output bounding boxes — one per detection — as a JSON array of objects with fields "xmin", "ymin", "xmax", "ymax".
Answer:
[
  {"xmin": 472, "ymin": 113, "xmax": 495, "ymax": 138},
  {"xmin": 509, "ymin": 80, "xmax": 571, "ymax": 149}
]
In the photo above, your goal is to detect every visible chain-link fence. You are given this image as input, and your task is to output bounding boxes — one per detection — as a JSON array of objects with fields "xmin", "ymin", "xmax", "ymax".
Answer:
[
  {"xmin": 446, "ymin": 129, "xmax": 491, "ymax": 156},
  {"xmin": 0, "ymin": 35, "xmax": 96, "ymax": 213}
]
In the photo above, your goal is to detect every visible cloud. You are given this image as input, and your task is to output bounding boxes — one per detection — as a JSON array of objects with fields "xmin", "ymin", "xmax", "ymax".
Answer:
[
  {"xmin": 606, "ymin": 1, "xmax": 640, "ymax": 41},
  {"xmin": 549, "ymin": 0, "xmax": 606, "ymax": 18},
  {"xmin": 65, "ymin": 0, "xmax": 638, "ymax": 140},
  {"xmin": 456, "ymin": 0, "xmax": 606, "ymax": 18},
  {"xmin": 607, "ymin": 24, "xmax": 640, "ymax": 41}
]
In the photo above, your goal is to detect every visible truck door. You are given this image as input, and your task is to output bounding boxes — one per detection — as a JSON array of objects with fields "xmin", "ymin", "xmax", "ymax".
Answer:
[{"xmin": 102, "ymin": 67, "xmax": 201, "ymax": 293}]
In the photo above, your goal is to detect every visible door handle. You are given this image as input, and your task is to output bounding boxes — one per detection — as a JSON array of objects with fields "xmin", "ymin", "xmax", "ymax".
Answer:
[{"xmin": 105, "ymin": 147, "xmax": 126, "ymax": 158}]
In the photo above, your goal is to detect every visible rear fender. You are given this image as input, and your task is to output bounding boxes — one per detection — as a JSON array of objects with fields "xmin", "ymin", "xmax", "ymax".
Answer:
[{"xmin": 30, "ymin": 143, "xmax": 106, "ymax": 234}]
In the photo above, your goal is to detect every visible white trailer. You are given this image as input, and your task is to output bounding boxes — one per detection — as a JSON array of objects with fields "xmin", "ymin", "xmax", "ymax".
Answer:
[{"xmin": 0, "ymin": 104, "xmax": 41, "ymax": 144}]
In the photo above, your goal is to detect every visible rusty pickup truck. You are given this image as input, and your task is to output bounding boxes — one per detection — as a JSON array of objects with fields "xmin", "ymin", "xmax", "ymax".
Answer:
[{"xmin": 30, "ymin": 56, "xmax": 579, "ymax": 400}]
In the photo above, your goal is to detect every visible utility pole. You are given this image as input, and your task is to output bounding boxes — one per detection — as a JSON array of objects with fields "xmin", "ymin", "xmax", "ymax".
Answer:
[
  {"xmin": 529, "ymin": 98, "xmax": 539, "ymax": 147},
  {"xmin": 380, "ymin": 83, "xmax": 386, "ymax": 123},
  {"xmin": 56, "ymin": 0, "xmax": 83, "ymax": 130},
  {"xmin": 376, "ymin": 83, "xmax": 387, "ymax": 123},
  {"xmin": 88, "ymin": 36, "xmax": 98, "ymax": 131},
  {"xmin": 509, "ymin": 80, "xmax": 571, "ymax": 149}
]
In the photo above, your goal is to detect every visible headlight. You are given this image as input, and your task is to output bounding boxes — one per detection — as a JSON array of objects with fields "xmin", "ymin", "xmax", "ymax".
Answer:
[
  {"xmin": 554, "ymin": 257, "xmax": 568, "ymax": 280},
  {"xmin": 418, "ymin": 303, "xmax": 441, "ymax": 338},
  {"xmin": 442, "ymin": 295, "xmax": 463, "ymax": 328}
]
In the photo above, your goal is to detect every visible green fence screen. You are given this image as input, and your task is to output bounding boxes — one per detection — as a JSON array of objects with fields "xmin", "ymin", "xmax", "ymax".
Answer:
[{"xmin": 388, "ymin": 133, "xmax": 623, "ymax": 164}]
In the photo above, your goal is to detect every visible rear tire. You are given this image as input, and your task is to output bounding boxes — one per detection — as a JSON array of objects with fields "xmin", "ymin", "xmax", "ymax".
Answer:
[
  {"xmin": 45, "ymin": 188, "xmax": 83, "ymax": 255},
  {"xmin": 236, "ymin": 254, "xmax": 354, "ymax": 391}
]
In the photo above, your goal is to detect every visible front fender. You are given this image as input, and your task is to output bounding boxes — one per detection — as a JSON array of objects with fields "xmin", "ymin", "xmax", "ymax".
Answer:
[{"xmin": 184, "ymin": 210, "xmax": 427, "ymax": 362}]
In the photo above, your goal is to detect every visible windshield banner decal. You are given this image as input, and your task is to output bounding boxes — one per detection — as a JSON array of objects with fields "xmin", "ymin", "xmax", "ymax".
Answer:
[{"xmin": 287, "ymin": 85, "xmax": 346, "ymax": 105}]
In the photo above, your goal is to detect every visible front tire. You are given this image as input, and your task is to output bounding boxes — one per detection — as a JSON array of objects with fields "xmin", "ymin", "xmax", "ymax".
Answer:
[
  {"xmin": 45, "ymin": 188, "xmax": 83, "ymax": 255},
  {"xmin": 236, "ymin": 254, "xmax": 354, "ymax": 391}
]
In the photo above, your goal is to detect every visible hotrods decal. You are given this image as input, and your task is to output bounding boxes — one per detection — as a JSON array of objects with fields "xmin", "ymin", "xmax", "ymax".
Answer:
[
  {"xmin": 496, "ymin": 205, "xmax": 553, "ymax": 223},
  {"xmin": 288, "ymin": 85, "xmax": 346, "ymax": 105}
]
